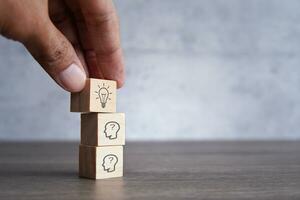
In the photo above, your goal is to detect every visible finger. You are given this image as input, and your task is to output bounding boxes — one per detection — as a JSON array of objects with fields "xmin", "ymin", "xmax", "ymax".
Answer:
[
  {"xmin": 49, "ymin": 0, "xmax": 89, "ymax": 76},
  {"xmin": 64, "ymin": 0, "xmax": 105, "ymax": 80},
  {"xmin": 65, "ymin": 0, "xmax": 125, "ymax": 88},
  {"xmin": 22, "ymin": 19, "xmax": 86, "ymax": 92},
  {"xmin": 74, "ymin": 15, "xmax": 105, "ymax": 79}
]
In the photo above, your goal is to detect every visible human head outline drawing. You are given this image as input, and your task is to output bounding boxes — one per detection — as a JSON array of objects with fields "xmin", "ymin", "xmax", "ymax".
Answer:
[
  {"xmin": 104, "ymin": 121, "xmax": 120, "ymax": 140},
  {"xmin": 102, "ymin": 154, "xmax": 118, "ymax": 172}
]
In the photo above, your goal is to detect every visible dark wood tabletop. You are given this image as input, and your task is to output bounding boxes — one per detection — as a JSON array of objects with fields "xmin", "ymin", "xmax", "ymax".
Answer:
[{"xmin": 0, "ymin": 141, "xmax": 299, "ymax": 200}]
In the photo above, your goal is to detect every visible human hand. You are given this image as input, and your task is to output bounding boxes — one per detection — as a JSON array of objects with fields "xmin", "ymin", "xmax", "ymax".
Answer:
[{"xmin": 0, "ymin": 0, "xmax": 124, "ymax": 92}]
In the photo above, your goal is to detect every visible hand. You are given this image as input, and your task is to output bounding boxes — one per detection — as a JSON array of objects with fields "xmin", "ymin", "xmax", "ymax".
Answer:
[{"xmin": 0, "ymin": 0, "xmax": 124, "ymax": 92}]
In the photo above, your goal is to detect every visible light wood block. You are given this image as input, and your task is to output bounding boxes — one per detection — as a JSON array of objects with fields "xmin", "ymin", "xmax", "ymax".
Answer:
[
  {"xmin": 81, "ymin": 113, "xmax": 125, "ymax": 146},
  {"xmin": 79, "ymin": 145, "xmax": 123, "ymax": 179},
  {"xmin": 71, "ymin": 78, "xmax": 116, "ymax": 113}
]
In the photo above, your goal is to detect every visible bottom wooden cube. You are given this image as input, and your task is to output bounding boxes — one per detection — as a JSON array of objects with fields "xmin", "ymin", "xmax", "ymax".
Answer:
[{"xmin": 79, "ymin": 145, "xmax": 123, "ymax": 179}]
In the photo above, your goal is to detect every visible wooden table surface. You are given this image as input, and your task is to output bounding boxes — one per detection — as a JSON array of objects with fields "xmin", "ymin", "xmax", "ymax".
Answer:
[{"xmin": 0, "ymin": 141, "xmax": 299, "ymax": 200}]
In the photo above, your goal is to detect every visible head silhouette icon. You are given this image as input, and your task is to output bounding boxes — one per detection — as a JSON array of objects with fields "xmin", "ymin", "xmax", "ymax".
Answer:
[
  {"xmin": 102, "ymin": 154, "xmax": 118, "ymax": 172},
  {"xmin": 104, "ymin": 121, "xmax": 120, "ymax": 140}
]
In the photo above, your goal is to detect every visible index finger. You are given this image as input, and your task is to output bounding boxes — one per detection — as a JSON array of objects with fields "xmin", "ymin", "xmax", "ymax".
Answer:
[{"xmin": 66, "ymin": 0, "xmax": 125, "ymax": 88}]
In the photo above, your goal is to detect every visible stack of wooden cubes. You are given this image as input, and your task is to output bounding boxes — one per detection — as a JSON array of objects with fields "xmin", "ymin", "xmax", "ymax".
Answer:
[{"xmin": 70, "ymin": 78, "xmax": 125, "ymax": 179}]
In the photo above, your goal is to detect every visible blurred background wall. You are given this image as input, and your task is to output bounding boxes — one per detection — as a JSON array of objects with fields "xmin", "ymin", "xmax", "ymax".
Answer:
[{"xmin": 1, "ymin": 0, "xmax": 300, "ymax": 141}]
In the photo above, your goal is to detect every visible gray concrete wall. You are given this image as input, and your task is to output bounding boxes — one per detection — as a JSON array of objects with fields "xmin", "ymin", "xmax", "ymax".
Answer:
[{"xmin": 1, "ymin": 0, "xmax": 300, "ymax": 140}]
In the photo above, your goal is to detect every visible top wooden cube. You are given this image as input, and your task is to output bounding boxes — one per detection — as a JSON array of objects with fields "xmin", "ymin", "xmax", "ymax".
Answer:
[{"xmin": 71, "ymin": 78, "xmax": 116, "ymax": 113}]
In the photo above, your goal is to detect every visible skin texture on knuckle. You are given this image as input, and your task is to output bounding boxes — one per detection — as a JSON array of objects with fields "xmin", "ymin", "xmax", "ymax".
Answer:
[
  {"xmin": 83, "ymin": 10, "xmax": 116, "ymax": 28},
  {"xmin": 23, "ymin": 22, "xmax": 75, "ymax": 75},
  {"xmin": 37, "ymin": 39, "xmax": 73, "ymax": 74}
]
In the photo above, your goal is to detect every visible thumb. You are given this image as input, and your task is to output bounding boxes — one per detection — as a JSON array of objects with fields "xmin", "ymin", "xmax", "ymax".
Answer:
[{"xmin": 22, "ymin": 20, "xmax": 86, "ymax": 92}]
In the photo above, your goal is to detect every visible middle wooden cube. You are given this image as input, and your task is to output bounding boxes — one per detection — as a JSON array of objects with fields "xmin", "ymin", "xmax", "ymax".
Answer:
[{"xmin": 81, "ymin": 113, "xmax": 125, "ymax": 146}]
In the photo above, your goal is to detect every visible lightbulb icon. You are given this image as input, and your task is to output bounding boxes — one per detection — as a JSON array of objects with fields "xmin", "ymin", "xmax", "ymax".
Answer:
[{"xmin": 95, "ymin": 83, "xmax": 112, "ymax": 108}]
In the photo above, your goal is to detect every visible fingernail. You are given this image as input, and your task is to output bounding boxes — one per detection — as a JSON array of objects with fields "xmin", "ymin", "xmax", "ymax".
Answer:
[{"xmin": 57, "ymin": 63, "xmax": 86, "ymax": 92}]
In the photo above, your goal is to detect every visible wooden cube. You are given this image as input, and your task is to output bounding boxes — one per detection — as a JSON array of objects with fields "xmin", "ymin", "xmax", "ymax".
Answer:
[
  {"xmin": 79, "ymin": 145, "xmax": 123, "ymax": 179},
  {"xmin": 71, "ymin": 78, "xmax": 116, "ymax": 113},
  {"xmin": 81, "ymin": 113, "xmax": 125, "ymax": 146}
]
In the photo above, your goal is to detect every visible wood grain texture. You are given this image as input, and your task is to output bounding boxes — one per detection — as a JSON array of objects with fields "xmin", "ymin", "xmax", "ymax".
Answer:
[
  {"xmin": 0, "ymin": 141, "xmax": 299, "ymax": 200},
  {"xmin": 70, "ymin": 78, "xmax": 116, "ymax": 113},
  {"xmin": 81, "ymin": 113, "xmax": 125, "ymax": 146},
  {"xmin": 79, "ymin": 145, "xmax": 123, "ymax": 179}
]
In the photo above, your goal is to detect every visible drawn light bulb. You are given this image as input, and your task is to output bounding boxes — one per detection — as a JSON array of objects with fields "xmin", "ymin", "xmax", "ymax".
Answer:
[{"xmin": 95, "ymin": 84, "xmax": 112, "ymax": 108}]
